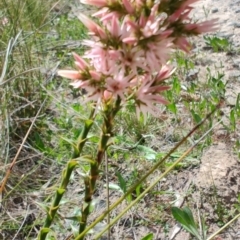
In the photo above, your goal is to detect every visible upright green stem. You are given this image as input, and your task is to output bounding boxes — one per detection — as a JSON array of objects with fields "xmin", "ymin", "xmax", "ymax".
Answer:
[
  {"xmin": 78, "ymin": 98, "xmax": 121, "ymax": 239},
  {"xmin": 38, "ymin": 110, "xmax": 95, "ymax": 240},
  {"xmin": 74, "ymin": 104, "xmax": 221, "ymax": 240}
]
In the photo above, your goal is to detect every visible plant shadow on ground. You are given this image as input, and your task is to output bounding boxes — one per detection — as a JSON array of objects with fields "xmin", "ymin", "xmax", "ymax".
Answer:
[{"xmin": 0, "ymin": 1, "xmax": 240, "ymax": 240}]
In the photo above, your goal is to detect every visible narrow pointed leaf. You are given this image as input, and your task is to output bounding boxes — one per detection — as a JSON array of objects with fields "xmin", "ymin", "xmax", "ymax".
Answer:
[
  {"xmin": 172, "ymin": 207, "xmax": 201, "ymax": 239},
  {"xmin": 141, "ymin": 233, "xmax": 153, "ymax": 240}
]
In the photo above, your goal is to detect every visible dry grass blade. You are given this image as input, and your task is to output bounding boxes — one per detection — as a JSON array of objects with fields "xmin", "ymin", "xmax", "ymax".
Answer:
[
  {"xmin": 75, "ymin": 102, "xmax": 223, "ymax": 240},
  {"xmin": 0, "ymin": 31, "xmax": 22, "ymax": 83},
  {"xmin": 0, "ymin": 98, "xmax": 47, "ymax": 196},
  {"xmin": 93, "ymin": 120, "xmax": 222, "ymax": 239},
  {"xmin": 206, "ymin": 213, "xmax": 240, "ymax": 240}
]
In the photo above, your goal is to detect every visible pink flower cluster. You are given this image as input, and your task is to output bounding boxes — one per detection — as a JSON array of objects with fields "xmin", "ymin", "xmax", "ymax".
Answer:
[{"xmin": 58, "ymin": 0, "xmax": 217, "ymax": 117}]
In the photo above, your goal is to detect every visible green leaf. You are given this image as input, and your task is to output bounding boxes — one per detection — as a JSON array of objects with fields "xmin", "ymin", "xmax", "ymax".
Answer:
[
  {"xmin": 141, "ymin": 233, "xmax": 153, "ymax": 240},
  {"xmin": 230, "ymin": 109, "xmax": 236, "ymax": 130},
  {"xmin": 89, "ymin": 199, "xmax": 98, "ymax": 213},
  {"xmin": 57, "ymin": 188, "xmax": 65, "ymax": 195},
  {"xmin": 190, "ymin": 110, "xmax": 202, "ymax": 123},
  {"xmin": 87, "ymin": 134, "xmax": 100, "ymax": 143},
  {"xmin": 137, "ymin": 145, "xmax": 157, "ymax": 160},
  {"xmin": 35, "ymin": 201, "xmax": 49, "ymax": 212},
  {"xmin": 172, "ymin": 207, "xmax": 201, "ymax": 239},
  {"xmin": 73, "ymin": 156, "xmax": 95, "ymax": 164},
  {"xmin": 60, "ymin": 136, "xmax": 76, "ymax": 146},
  {"xmin": 167, "ymin": 103, "xmax": 177, "ymax": 115},
  {"xmin": 60, "ymin": 136, "xmax": 78, "ymax": 154},
  {"xmin": 135, "ymin": 184, "xmax": 142, "ymax": 197},
  {"xmin": 70, "ymin": 224, "xmax": 79, "ymax": 238},
  {"xmin": 106, "ymin": 183, "xmax": 123, "ymax": 193},
  {"xmin": 34, "ymin": 132, "xmax": 45, "ymax": 150},
  {"xmin": 40, "ymin": 228, "xmax": 50, "ymax": 234},
  {"xmin": 67, "ymin": 160, "xmax": 78, "ymax": 170},
  {"xmin": 116, "ymin": 172, "xmax": 127, "ymax": 193}
]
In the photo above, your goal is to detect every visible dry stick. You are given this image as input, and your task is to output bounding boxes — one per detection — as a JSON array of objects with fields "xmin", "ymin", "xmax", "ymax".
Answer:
[
  {"xmin": 207, "ymin": 213, "xmax": 240, "ymax": 240},
  {"xmin": 0, "ymin": 67, "xmax": 41, "ymax": 86},
  {"xmin": 94, "ymin": 120, "xmax": 222, "ymax": 239},
  {"xmin": 105, "ymin": 152, "xmax": 110, "ymax": 240},
  {"xmin": 0, "ymin": 98, "xmax": 47, "ymax": 195},
  {"xmin": 75, "ymin": 102, "xmax": 222, "ymax": 240}
]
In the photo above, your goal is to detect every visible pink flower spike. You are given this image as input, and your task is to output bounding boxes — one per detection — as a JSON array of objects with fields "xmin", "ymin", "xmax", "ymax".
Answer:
[
  {"xmin": 98, "ymin": 11, "xmax": 120, "ymax": 22},
  {"xmin": 195, "ymin": 19, "xmax": 219, "ymax": 33},
  {"xmin": 181, "ymin": 0, "xmax": 200, "ymax": 9},
  {"xmin": 105, "ymin": 71, "xmax": 133, "ymax": 100},
  {"xmin": 136, "ymin": 0, "xmax": 144, "ymax": 8},
  {"xmin": 175, "ymin": 37, "xmax": 192, "ymax": 52},
  {"xmin": 77, "ymin": 13, "xmax": 106, "ymax": 39},
  {"xmin": 93, "ymin": 7, "xmax": 108, "ymax": 18},
  {"xmin": 58, "ymin": 70, "xmax": 81, "ymax": 80},
  {"xmin": 70, "ymin": 80, "xmax": 84, "ymax": 88},
  {"xmin": 89, "ymin": 70, "xmax": 101, "ymax": 81},
  {"xmin": 148, "ymin": 85, "xmax": 171, "ymax": 94},
  {"xmin": 103, "ymin": 90, "xmax": 113, "ymax": 102},
  {"xmin": 156, "ymin": 65, "xmax": 176, "ymax": 81},
  {"xmin": 122, "ymin": 37, "xmax": 138, "ymax": 45},
  {"xmin": 122, "ymin": 0, "xmax": 134, "ymax": 14},
  {"xmin": 159, "ymin": 30, "xmax": 173, "ymax": 39},
  {"xmin": 111, "ymin": 16, "xmax": 120, "ymax": 38},
  {"xmin": 73, "ymin": 52, "xmax": 89, "ymax": 70}
]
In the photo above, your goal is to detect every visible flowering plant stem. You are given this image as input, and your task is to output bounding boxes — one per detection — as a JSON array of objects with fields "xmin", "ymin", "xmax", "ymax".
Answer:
[
  {"xmin": 74, "ymin": 103, "xmax": 221, "ymax": 240},
  {"xmin": 79, "ymin": 97, "xmax": 121, "ymax": 239},
  {"xmin": 38, "ymin": 109, "xmax": 95, "ymax": 240}
]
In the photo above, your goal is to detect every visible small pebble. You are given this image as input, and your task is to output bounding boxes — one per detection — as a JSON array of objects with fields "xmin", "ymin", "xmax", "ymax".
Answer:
[
  {"xmin": 234, "ymin": 22, "xmax": 240, "ymax": 28},
  {"xmin": 211, "ymin": 8, "xmax": 218, "ymax": 13}
]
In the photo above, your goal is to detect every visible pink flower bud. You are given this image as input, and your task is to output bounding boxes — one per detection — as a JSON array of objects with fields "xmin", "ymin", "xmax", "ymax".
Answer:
[
  {"xmin": 58, "ymin": 70, "xmax": 81, "ymax": 80},
  {"xmin": 73, "ymin": 52, "xmax": 89, "ymax": 70},
  {"xmin": 103, "ymin": 90, "xmax": 113, "ymax": 101},
  {"xmin": 122, "ymin": 0, "xmax": 134, "ymax": 14},
  {"xmin": 77, "ymin": 13, "xmax": 106, "ymax": 39}
]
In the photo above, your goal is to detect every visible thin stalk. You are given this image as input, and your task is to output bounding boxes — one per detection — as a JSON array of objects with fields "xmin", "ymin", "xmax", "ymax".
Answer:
[
  {"xmin": 38, "ymin": 109, "xmax": 95, "ymax": 240},
  {"xmin": 78, "ymin": 98, "xmax": 121, "ymax": 239},
  {"xmin": 74, "ymin": 102, "xmax": 221, "ymax": 240},
  {"xmin": 94, "ymin": 121, "xmax": 221, "ymax": 239},
  {"xmin": 105, "ymin": 152, "xmax": 110, "ymax": 239},
  {"xmin": 207, "ymin": 213, "xmax": 240, "ymax": 240}
]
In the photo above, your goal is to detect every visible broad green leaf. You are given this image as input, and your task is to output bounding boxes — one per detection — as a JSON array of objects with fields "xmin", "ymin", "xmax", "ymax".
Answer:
[
  {"xmin": 167, "ymin": 102, "xmax": 177, "ymax": 115},
  {"xmin": 172, "ymin": 207, "xmax": 201, "ymax": 239},
  {"xmin": 137, "ymin": 145, "xmax": 157, "ymax": 160}
]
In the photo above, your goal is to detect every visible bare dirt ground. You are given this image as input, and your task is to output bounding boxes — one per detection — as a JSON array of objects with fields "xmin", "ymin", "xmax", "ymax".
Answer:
[{"xmin": 163, "ymin": 0, "xmax": 240, "ymax": 239}]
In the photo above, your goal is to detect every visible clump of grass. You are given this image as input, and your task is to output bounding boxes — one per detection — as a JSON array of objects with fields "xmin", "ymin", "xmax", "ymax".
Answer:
[{"xmin": 0, "ymin": 0, "xmax": 88, "ymax": 238}]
